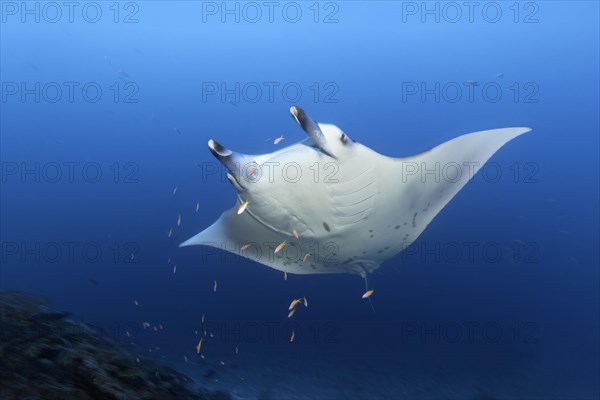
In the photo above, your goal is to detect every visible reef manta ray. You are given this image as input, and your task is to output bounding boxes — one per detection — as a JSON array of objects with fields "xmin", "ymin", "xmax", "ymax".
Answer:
[{"xmin": 181, "ymin": 107, "xmax": 530, "ymax": 278}]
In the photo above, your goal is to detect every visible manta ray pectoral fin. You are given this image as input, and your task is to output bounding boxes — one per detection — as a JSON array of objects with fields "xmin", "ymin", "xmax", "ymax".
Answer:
[
  {"xmin": 393, "ymin": 127, "xmax": 532, "ymax": 236},
  {"xmin": 179, "ymin": 213, "xmax": 230, "ymax": 248},
  {"xmin": 180, "ymin": 208, "xmax": 351, "ymax": 275}
]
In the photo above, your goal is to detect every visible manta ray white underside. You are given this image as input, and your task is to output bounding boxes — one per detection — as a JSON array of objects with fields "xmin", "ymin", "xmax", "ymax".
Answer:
[{"xmin": 181, "ymin": 107, "xmax": 531, "ymax": 276}]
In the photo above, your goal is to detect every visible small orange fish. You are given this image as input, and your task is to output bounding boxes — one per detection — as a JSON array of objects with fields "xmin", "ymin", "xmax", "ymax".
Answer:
[
  {"xmin": 293, "ymin": 229, "xmax": 299, "ymax": 239},
  {"xmin": 289, "ymin": 298, "xmax": 302, "ymax": 310},
  {"xmin": 274, "ymin": 136, "xmax": 284, "ymax": 145},
  {"xmin": 362, "ymin": 289, "xmax": 375, "ymax": 299},
  {"xmin": 196, "ymin": 338, "xmax": 203, "ymax": 354},
  {"xmin": 241, "ymin": 243, "xmax": 251, "ymax": 251},
  {"xmin": 288, "ymin": 308, "xmax": 296, "ymax": 318},
  {"xmin": 303, "ymin": 253, "xmax": 311, "ymax": 262},
  {"xmin": 213, "ymin": 280, "xmax": 218, "ymax": 292},
  {"xmin": 237, "ymin": 200, "xmax": 250, "ymax": 215},
  {"xmin": 274, "ymin": 241, "xmax": 286, "ymax": 254},
  {"xmin": 246, "ymin": 166, "xmax": 257, "ymax": 177}
]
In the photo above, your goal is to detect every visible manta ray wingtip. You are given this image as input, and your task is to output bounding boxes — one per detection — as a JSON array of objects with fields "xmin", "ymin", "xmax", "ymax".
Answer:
[
  {"xmin": 515, "ymin": 127, "xmax": 532, "ymax": 133},
  {"xmin": 504, "ymin": 127, "xmax": 532, "ymax": 135},
  {"xmin": 179, "ymin": 234, "xmax": 201, "ymax": 248}
]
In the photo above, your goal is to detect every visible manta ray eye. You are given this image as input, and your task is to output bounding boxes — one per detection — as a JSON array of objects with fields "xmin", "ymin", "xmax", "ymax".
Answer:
[{"xmin": 340, "ymin": 133, "xmax": 348, "ymax": 144}]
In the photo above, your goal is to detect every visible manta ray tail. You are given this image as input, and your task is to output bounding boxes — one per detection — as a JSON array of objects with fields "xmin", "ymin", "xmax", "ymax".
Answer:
[{"xmin": 359, "ymin": 264, "xmax": 376, "ymax": 314}]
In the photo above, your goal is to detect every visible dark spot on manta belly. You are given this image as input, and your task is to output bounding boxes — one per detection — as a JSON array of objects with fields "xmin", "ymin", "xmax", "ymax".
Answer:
[{"xmin": 323, "ymin": 222, "xmax": 331, "ymax": 232}]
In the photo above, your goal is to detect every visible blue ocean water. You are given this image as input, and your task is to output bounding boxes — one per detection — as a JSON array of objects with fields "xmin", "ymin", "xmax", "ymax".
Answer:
[{"xmin": 1, "ymin": 1, "xmax": 598, "ymax": 399}]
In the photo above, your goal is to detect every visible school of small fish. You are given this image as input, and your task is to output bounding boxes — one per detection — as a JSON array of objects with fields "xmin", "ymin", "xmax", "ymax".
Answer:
[{"xmin": 287, "ymin": 296, "xmax": 308, "ymax": 319}]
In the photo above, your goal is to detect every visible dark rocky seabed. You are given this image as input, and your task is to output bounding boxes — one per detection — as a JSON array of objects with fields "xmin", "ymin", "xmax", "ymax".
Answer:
[{"xmin": 0, "ymin": 290, "xmax": 231, "ymax": 400}]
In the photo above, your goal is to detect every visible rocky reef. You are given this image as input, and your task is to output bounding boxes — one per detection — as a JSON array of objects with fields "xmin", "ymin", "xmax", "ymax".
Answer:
[{"xmin": 0, "ymin": 291, "xmax": 231, "ymax": 400}]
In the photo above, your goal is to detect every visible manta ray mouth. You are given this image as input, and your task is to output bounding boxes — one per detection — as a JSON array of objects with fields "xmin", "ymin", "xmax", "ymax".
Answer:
[{"xmin": 227, "ymin": 172, "xmax": 245, "ymax": 192}]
